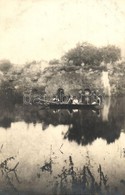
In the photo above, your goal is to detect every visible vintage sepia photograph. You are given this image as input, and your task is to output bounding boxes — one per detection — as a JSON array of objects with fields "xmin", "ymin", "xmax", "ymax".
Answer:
[{"xmin": 0, "ymin": 0, "xmax": 125, "ymax": 194}]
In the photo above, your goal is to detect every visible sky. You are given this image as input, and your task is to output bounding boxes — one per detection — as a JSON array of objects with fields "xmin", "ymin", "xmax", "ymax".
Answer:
[{"xmin": 0, "ymin": 0, "xmax": 125, "ymax": 65}]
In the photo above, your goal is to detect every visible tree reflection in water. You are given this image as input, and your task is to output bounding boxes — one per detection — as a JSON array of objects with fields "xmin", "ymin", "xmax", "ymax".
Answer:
[
  {"xmin": 0, "ymin": 96, "xmax": 125, "ymax": 146},
  {"xmin": 63, "ymin": 108, "xmax": 121, "ymax": 145},
  {"xmin": 0, "ymin": 95, "xmax": 125, "ymax": 194},
  {"xmin": 38, "ymin": 97, "xmax": 125, "ymax": 145}
]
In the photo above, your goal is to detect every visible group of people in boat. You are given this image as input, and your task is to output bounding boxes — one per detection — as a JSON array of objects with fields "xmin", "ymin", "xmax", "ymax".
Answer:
[{"xmin": 53, "ymin": 88, "xmax": 102, "ymax": 105}]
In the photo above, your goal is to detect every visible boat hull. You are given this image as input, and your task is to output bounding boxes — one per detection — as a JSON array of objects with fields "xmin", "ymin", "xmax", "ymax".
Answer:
[{"xmin": 44, "ymin": 103, "xmax": 103, "ymax": 110}]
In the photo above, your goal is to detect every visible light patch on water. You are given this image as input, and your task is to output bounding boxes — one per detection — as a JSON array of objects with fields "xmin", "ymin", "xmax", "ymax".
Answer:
[
  {"xmin": 101, "ymin": 71, "xmax": 111, "ymax": 96},
  {"xmin": 102, "ymin": 97, "xmax": 111, "ymax": 121},
  {"xmin": 0, "ymin": 121, "xmax": 125, "ymax": 194}
]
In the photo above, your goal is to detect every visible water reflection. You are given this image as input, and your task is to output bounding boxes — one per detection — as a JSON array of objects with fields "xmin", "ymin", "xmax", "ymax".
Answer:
[
  {"xmin": 0, "ymin": 97, "xmax": 125, "ymax": 146},
  {"xmin": 102, "ymin": 97, "xmax": 111, "ymax": 121},
  {"xmin": 0, "ymin": 122, "xmax": 125, "ymax": 194},
  {"xmin": 0, "ymin": 95, "xmax": 125, "ymax": 194}
]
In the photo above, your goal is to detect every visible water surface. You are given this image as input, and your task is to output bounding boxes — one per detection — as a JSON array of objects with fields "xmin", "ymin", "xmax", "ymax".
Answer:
[{"xmin": 0, "ymin": 97, "xmax": 125, "ymax": 194}]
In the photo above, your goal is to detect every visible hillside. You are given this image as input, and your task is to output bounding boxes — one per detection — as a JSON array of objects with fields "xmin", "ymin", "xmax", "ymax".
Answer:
[{"xmin": 0, "ymin": 60, "xmax": 125, "ymax": 99}]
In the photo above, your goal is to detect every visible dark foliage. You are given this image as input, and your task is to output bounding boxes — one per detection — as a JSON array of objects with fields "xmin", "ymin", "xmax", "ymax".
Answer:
[
  {"xmin": 62, "ymin": 42, "xmax": 121, "ymax": 67},
  {"xmin": 0, "ymin": 59, "xmax": 13, "ymax": 72}
]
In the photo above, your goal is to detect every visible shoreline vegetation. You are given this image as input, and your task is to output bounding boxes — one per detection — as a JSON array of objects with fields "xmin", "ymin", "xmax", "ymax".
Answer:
[{"xmin": 0, "ymin": 42, "xmax": 125, "ymax": 98}]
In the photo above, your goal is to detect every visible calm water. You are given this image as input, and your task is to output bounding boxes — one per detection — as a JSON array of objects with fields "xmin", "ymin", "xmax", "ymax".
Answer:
[{"xmin": 0, "ymin": 96, "xmax": 125, "ymax": 195}]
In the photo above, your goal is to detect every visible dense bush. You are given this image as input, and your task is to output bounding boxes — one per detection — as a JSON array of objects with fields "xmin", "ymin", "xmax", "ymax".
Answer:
[
  {"xmin": 61, "ymin": 42, "xmax": 121, "ymax": 67},
  {"xmin": 49, "ymin": 59, "xmax": 60, "ymax": 65},
  {"xmin": 0, "ymin": 60, "xmax": 13, "ymax": 72},
  {"xmin": 100, "ymin": 45, "xmax": 121, "ymax": 63}
]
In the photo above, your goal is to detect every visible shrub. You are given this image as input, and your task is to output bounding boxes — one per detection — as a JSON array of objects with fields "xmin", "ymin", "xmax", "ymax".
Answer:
[{"xmin": 0, "ymin": 60, "xmax": 13, "ymax": 72}]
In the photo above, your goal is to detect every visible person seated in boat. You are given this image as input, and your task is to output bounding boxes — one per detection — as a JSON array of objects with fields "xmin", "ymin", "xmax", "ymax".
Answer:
[
  {"xmin": 68, "ymin": 95, "xmax": 73, "ymax": 104},
  {"xmin": 98, "ymin": 94, "xmax": 102, "ymax": 103},
  {"xmin": 97, "ymin": 96, "xmax": 101, "ymax": 105},
  {"xmin": 91, "ymin": 91, "xmax": 96, "ymax": 105},
  {"xmin": 91, "ymin": 90, "xmax": 96, "ymax": 99},
  {"xmin": 91, "ymin": 101, "xmax": 97, "ymax": 105},
  {"xmin": 72, "ymin": 96, "xmax": 79, "ymax": 104},
  {"xmin": 84, "ymin": 89, "xmax": 91, "ymax": 104},
  {"xmin": 85, "ymin": 96, "xmax": 90, "ymax": 105},
  {"xmin": 53, "ymin": 96, "xmax": 59, "ymax": 102},
  {"xmin": 78, "ymin": 89, "xmax": 84, "ymax": 103}
]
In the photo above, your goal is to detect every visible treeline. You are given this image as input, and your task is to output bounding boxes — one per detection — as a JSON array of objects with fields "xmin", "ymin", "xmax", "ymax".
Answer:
[
  {"xmin": 62, "ymin": 42, "xmax": 121, "ymax": 66},
  {"xmin": 49, "ymin": 42, "xmax": 121, "ymax": 67},
  {"xmin": 0, "ymin": 60, "xmax": 13, "ymax": 73}
]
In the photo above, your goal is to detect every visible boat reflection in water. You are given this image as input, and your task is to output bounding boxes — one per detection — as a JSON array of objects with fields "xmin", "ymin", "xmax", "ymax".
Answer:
[
  {"xmin": 102, "ymin": 97, "xmax": 111, "ymax": 121},
  {"xmin": 0, "ymin": 96, "xmax": 125, "ymax": 194},
  {"xmin": 51, "ymin": 98, "xmax": 120, "ymax": 145}
]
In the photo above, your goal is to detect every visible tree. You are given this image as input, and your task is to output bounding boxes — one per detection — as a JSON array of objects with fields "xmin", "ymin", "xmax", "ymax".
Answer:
[
  {"xmin": 100, "ymin": 45, "xmax": 121, "ymax": 63},
  {"xmin": 0, "ymin": 60, "xmax": 13, "ymax": 72},
  {"xmin": 61, "ymin": 42, "xmax": 121, "ymax": 67},
  {"xmin": 56, "ymin": 88, "xmax": 65, "ymax": 102},
  {"xmin": 61, "ymin": 43, "xmax": 82, "ymax": 66},
  {"xmin": 49, "ymin": 59, "xmax": 60, "ymax": 65},
  {"xmin": 62, "ymin": 42, "xmax": 102, "ymax": 66}
]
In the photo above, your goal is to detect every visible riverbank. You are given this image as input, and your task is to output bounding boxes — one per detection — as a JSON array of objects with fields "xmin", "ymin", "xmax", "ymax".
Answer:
[{"xmin": 0, "ymin": 60, "xmax": 125, "ymax": 97}]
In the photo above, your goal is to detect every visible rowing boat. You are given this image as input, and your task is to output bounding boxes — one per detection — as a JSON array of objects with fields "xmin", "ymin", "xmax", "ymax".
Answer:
[{"xmin": 42, "ymin": 102, "xmax": 103, "ymax": 110}]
